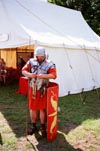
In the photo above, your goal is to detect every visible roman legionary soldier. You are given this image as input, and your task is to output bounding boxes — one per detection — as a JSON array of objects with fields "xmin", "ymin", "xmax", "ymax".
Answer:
[{"xmin": 22, "ymin": 47, "xmax": 57, "ymax": 137}]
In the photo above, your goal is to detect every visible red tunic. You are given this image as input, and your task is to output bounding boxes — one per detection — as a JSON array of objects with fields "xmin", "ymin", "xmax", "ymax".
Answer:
[
  {"xmin": 22, "ymin": 60, "xmax": 57, "ymax": 110},
  {"xmin": 28, "ymin": 88, "xmax": 47, "ymax": 110}
]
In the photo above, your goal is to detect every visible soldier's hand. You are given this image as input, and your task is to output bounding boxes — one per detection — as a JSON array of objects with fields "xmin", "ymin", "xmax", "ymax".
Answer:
[
  {"xmin": 37, "ymin": 74, "xmax": 45, "ymax": 79},
  {"xmin": 31, "ymin": 73, "xmax": 37, "ymax": 78}
]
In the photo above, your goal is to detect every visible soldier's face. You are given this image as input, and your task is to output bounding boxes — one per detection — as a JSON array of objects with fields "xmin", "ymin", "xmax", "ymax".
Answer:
[{"xmin": 36, "ymin": 56, "xmax": 45, "ymax": 63}]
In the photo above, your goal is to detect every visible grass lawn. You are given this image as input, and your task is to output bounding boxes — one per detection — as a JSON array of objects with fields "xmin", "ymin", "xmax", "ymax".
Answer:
[{"xmin": 0, "ymin": 81, "xmax": 100, "ymax": 151}]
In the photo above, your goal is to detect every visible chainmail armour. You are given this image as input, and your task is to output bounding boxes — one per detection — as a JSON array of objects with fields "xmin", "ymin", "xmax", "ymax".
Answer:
[{"xmin": 28, "ymin": 58, "xmax": 55, "ymax": 97}]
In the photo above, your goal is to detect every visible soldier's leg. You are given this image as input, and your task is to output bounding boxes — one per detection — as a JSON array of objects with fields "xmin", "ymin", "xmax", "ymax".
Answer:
[
  {"xmin": 40, "ymin": 109, "xmax": 47, "ymax": 137},
  {"xmin": 30, "ymin": 110, "xmax": 38, "ymax": 123},
  {"xmin": 27, "ymin": 110, "xmax": 38, "ymax": 135}
]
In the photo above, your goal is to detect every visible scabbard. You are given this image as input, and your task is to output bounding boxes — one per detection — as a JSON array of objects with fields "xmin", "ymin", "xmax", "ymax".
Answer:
[{"xmin": 32, "ymin": 80, "xmax": 37, "ymax": 99}]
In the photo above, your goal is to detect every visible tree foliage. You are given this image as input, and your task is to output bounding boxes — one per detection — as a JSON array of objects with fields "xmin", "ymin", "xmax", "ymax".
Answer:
[{"xmin": 48, "ymin": 0, "xmax": 100, "ymax": 36}]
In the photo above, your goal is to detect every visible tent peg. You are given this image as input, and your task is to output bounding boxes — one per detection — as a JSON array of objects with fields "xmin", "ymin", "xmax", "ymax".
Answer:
[
  {"xmin": 68, "ymin": 91, "xmax": 70, "ymax": 95},
  {"xmin": 93, "ymin": 86, "xmax": 95, "ymax": 90},
  {"xmin": 81, "ymin": 88, "xmax": 84, "ymax": 93}
]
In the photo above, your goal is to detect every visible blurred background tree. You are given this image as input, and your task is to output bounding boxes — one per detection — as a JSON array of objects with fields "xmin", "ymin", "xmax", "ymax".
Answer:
[{"xmin": 48, "ymin": 0, "xmax": 100, "ymax": 36}]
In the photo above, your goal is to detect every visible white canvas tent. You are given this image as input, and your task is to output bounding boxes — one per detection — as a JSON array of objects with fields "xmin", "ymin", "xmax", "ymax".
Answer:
[{"xmin": 0, "ymin": 0, "xmax": 100, "ymax": 96}]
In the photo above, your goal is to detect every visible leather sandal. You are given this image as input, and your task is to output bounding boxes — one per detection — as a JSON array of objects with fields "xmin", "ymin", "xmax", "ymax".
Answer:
[
  {"xmin": 27, "ymin": 123, "xmax": 37, "ymax": 135},
  {"xmin": 40, "ymin": 124, "xmax": 47, "ymax": 137}
]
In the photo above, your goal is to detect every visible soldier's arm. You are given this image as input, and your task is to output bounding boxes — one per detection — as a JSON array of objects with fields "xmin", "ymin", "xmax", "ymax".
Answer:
[
  {"xmin": 22, "ymin": 64, "xmax": 36, "ymax": 78},
  {"xmin": 37, "ymin": 68, "xmax": 57, "ymax": 79}
]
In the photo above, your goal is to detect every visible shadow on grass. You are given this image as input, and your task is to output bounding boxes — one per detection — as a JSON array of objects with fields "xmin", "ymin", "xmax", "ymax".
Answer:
[
  {"xmin": 0, "ymin": 133, "xmax": 3, "ymax": 146},
  {"xmin": 0, "ymin": 82, "xmax": 100, "ymax": 150},
  {"xmin": 0, "ymin": 81, "xmax": 28, "ymax": 137},
  {"xmin": 26, "ymin": 132, "xmax": 82, "ymax": 151}
]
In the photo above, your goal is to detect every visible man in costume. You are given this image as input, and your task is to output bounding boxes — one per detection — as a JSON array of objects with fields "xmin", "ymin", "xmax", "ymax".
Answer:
[{"xmin": 22, "ymin": 47, "xmax": 57, "ymax": 137}]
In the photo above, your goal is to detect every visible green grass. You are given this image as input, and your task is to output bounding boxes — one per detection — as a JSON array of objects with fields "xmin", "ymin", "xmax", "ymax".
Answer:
[{"xmin": 0, "ymin": 82, "xmax": 100, "ymax": 151}]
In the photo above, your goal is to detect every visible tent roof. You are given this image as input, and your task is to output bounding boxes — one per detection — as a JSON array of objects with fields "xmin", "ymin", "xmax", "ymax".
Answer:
[{"xmin": 0, "ymin": 0, "xmax": 100, "ymax": 49}]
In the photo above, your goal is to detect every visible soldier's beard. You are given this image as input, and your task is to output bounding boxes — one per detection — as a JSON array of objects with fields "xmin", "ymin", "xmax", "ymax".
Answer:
[{"xmin": 37, "ymin": 59, "xmax": 45, "ymax": 64}]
